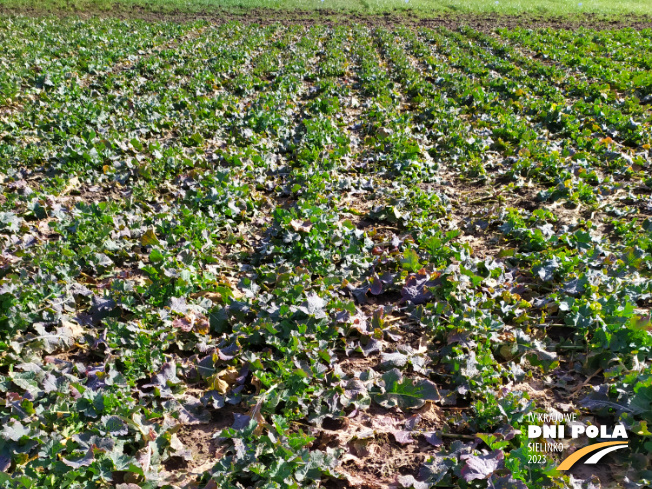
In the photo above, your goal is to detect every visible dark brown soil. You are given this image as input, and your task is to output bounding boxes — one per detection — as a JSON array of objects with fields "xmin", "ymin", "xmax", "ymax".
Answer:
[{"xmin": 1, "ymin": 4, "xmax": 651, "ymax": 32}]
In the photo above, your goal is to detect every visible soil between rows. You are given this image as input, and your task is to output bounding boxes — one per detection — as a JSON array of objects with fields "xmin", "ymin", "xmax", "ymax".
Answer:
[{"xmin": 1, "ymin": 5, "xmax": 651, "ymax": 31}]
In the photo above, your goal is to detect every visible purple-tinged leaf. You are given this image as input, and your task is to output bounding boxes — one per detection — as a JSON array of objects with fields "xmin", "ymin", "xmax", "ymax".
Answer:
[
  {"xmin": 233, "ymin": 438, "xmax": 247, "ymax": 460},
  {"xmin": 298, "ymin": 293, "xmax": 327, "ymax": 318},
  {"xmin": 335, "ymin": 310, "xmax": 351, "ymax": 323},
  {"xmin": 419, "ymin": 454, "xmax": 456, "ymax": 484},
  {"xmin": 142, "ymin": 362, "xmax": 180, "ymax": 388},
  {"xmin": 380, "ymin": 271, "xmax": 397, "ymax": 284},
  {"xmin": 42, "ymin": 373, "xmax": 59, "ymax": 393},
  {"xmin": 178, "ymin": 396, "xmax": 211, "ymax": 425},
  {"xmin": 102, "ymin": 415, "xmax": 128, "ymax": 436},
  {"xmin": 136, "ymin": 445, "xmax": 152, "ymax": 472},
  {"xmin": 62, "ymin": 446, "xmax": 95, "ymax": 469},
  {"xmin": 488, "ymin": 473, "xmax": 528, "ymax": 489},
  {"xmin": 172, "ymin": 316, "xmax": 193, "ymax": 332},
  {"xmin": 579, "ymin": 385, "xmax": 635, "ymax": 415},
  {"xmin": 534, "ymin": 257, "xmax": 559, "ymax": 282},
  {"xmin": 196, "ymin": 353, "xmax": 216, "ymax": 378},
  {"xmin": 168, "ymin": 297, "xmax": 188, "ymax": 314},
  {"xmin": 86, "ymin": 365, "xmax": 107, "ymax": 391},
  {"xmin": 219, "ymin": 342, "xmax": 239, "ymax": 359},
  {"xmin": 89, "ymin": 295, "xmax": 116, "ymax": 324},
  {"xmin": 72, "ymin": 432, "xmax": 115, "ymax": 451},
  {"xmin": 232, "ymin": 413, "xmax": 251, "ymax": 430},
  {"xmin": 495, "ymin": 424, "xmax": 519, "ymax": 441},
  {"xmin": 360, "ymin": 338, "xmax": 381, "ymax": 357},
  {"xmin": 422, "ymin": 432, "xmax": 443, "ymax": 446},
  {"xmin": 347, "ymin": 310, "xmax": 369, "ymax": 334},
  {"xmin": 403, "ymin": 414, "xmax": 421, "ymax": 431},
  {"xmin": 69, "ymin": 283, "xmax": 92, "ymax": 299},
  {"xmin": 370, "ymin": 274, "xmax": 383, "ymax": 295},
  {"xmin": 397, "ymin": 474, "xmax": 430, "ymax": 489},
  {"xmin": 201, "ymin": 390, "xmax": 225, "ymax": 409},
  {"xmin": 460, "ymin": 450, "xmax": 504, "ymax": 481},
  {"xmin": 0, "ymin": 454, "xmax": 10, "ymax": 472},
  {"xmin": 401, "ymin": 271, "xmax": 439, "ymax": 305},
  {"xmin": 1, "ymin": 420, "xmax": 30, "ymax": 441},
  {"xmin": 393, "ymin": 430, "xmax": 414, "ymax": 444},
  {"xmin": 344, "ymin": 379, "xmax": 367, "ymax": 400},
  {"xmin": 380, "ymin": 352, "xmax": 408, "ymax": 370},
  {"xmin": 345, "ymin": 283, "xmax": 369, "ymax": 304}
]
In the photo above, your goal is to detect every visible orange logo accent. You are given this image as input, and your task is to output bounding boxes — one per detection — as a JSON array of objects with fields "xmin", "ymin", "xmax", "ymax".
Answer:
[{"xmin": 557, "ymin": 441, "xmax": 629, "ymax": 470}]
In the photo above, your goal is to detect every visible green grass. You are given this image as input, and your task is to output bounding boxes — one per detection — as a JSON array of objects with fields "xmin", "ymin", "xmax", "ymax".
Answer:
[{"xmin": 2, "ymin": 0, "xmax": 651, "ymax": 17}]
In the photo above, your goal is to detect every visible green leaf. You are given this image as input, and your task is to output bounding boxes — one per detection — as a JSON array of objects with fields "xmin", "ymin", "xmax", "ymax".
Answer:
[
  {"xmin": 460, "ymin": 266, "xmax": 484, "ymax": 287},
  {"xmin": 149, "ymin": 249, "xmax": 165, "ymax": 263},
  {"xmin": 372, "ymin": 369, "xmax": 440, "ymax": 409},
  {"xmin": 401, "ymin": 249, "xmax": 421, "ymax": 273}
]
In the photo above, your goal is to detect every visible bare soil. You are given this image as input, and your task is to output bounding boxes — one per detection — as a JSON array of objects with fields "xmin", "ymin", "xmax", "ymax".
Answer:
[{"xmin": 1, "ymin": 4, "xmax": 651, "ymax": 32}]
